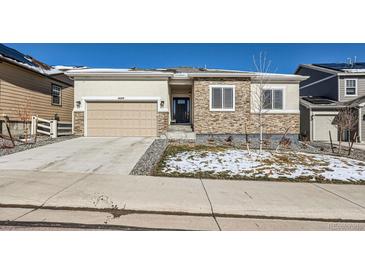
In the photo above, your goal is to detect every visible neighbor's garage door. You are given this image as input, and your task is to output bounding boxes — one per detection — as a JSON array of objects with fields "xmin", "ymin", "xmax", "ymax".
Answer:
[
  {"xmin": 313, "ymin": 115, "xmax": 338, "ymax": 141},
  {"xmin": 86, "ymin": 102, "xmax": 157, "ymax": 137}
]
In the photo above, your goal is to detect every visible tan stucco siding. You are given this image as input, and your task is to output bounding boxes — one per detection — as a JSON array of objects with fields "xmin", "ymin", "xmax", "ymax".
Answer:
[
  {"xmin": 250, "ymin": 83, "xmax": 300, "ymax": 113},
  {"xmin": 74, "ymin": 79, "xmax": 170, "ymax": 108},
  {"xmin": 0, "ymin": 62, "xmax": 74, "ymax": 122}
]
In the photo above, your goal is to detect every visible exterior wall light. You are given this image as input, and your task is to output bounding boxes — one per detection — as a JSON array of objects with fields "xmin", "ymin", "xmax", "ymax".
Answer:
[
  {"xmin": 76, "ymin": 101, "xmax": 81, "ymax": 108},
  {"xmin": 160, "ymin": 100, "xmax": 165, "ymax": 108}
]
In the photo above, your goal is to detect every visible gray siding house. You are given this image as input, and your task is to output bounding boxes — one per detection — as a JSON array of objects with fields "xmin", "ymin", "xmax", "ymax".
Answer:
[{"xmin": 296, "ymin": 63, "xmax": 365, "ymax": 143}]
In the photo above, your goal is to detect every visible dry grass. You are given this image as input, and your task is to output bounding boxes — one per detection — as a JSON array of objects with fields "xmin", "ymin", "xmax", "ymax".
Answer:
[{"xmin": 154, "ymin": 144, "xmax": 365, "ymax": 185}]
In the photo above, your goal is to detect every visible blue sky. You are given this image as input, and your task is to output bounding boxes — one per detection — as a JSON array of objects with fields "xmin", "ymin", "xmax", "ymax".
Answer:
[{"xmin": 5, "ymin": 43, "xmax": 365, "ymax": 74}]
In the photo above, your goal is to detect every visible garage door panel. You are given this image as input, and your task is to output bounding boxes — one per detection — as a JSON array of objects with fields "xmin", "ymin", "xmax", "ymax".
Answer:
[
  {"xmin": 87, "ymin": 102, "xmax": 158, "ymax": 137},
  {"xmin": 88, "ymin": 103, "xmax": 121, "ymax": 111},
  {"xmin": 314, "ymin": 115, "xmax": 338, "ymax": 141}
]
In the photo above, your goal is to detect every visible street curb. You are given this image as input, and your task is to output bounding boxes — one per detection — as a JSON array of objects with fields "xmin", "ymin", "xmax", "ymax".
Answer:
[
  {"xmin": 1, "ymin": 203, "xmax": 365, "ymax": 224},
  {"xmin": 0, "ymin": 220, "xmax": 186, "ymax": 231}
]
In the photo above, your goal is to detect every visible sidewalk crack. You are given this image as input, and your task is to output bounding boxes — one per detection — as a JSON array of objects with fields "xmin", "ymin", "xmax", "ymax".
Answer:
[
  {"xmin": 199, "ymin": 178, "xmax": 221, "ymax": 231},
  {"xmin": 313, "ymin": 184, "xmax": 365, "ymax": 210},
  {"xmin": 12, "ymin": 173, "xmax": 92, "ymax": 221}
]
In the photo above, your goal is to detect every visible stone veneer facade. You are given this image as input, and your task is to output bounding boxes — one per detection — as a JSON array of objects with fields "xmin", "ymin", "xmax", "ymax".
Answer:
[
  {"xmin": 73, "ymin": 111, "xmax": 84, "ymax": 136},
  {"xmin": 193, "ymin": 78, "xmax": 299, "ymax": 135},
  {"xmin": 157, "ymin": 111, "xmax": 169, "ymax": 136},
  {"xmin": 73, "ymin": 110, "xmax": 168, "ymax": 137}
]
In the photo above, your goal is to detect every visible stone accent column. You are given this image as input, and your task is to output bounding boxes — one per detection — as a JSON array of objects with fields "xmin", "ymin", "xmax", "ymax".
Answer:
[
  {"xmin": 157, "ymin": 111, "xmax": 169, "ymax": 136},
  {"xmin": 73, "ymin": 111, "xmax": 84, "ymax": 136}
]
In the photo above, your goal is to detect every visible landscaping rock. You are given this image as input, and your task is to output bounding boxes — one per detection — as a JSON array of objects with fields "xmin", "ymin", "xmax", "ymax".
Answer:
[
  {"xmin": 130, "ymin": 138, "xmax": 168, "ymax": 175},
  {"xmin": 0, "ymin": 135, "xmax": 78, "ymax": 157}
]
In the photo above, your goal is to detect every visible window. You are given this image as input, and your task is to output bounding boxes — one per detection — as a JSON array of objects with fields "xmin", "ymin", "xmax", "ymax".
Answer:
[
  {"xmin": 262, "ymin": 89, "xmax": 283, "ymax": 110},
  {"xmin": 210, "ymin": 86, "xmax": 235, "ymax": 111},
  {"xmin": 345, "ymin": 79, "xmax": 357, "ymax": 96},
  {"xmin": 51, "ymin": 84, "xmax": 62, "ymax": 105}
]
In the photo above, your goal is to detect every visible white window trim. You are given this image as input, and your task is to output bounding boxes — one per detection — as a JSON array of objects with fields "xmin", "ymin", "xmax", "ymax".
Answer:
[
  {"xmin": 262, "ymin": 88, "xmax": 285, "ymax": 111},
  {"xmin": 51, "ymin": 84, "xmax": 62, "ymax": 106},
  {"xmin": 345, "ymin": 78, "xmax": 358, "ymax": 97},
  {"xmin": 209, "ymin": 85, "xmax": 235, "ymax": 112}
]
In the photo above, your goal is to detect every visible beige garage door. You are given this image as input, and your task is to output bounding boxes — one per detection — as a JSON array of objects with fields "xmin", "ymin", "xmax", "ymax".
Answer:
[
  {"xmin": 314, "ymin": 115, "xmax": 338, "ymax": 141},
  {"xmin": 87, "ymin": 102, "xmax": 157, "ymax": 137}
]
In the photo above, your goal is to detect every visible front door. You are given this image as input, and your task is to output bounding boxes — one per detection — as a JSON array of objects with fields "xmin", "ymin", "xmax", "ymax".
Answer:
[{"xmin": 173, "ymin": 98, "xmax": 190, "ymax": 123}]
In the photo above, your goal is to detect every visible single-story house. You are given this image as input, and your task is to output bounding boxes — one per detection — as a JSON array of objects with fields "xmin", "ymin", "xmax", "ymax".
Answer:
[
  {"xmin": 0, "ymin": 44, "xmax": 75, "ymax": 136},
  {"xmin": 66, "ymin": 67, "xmax": 307, "ymax": 141}
]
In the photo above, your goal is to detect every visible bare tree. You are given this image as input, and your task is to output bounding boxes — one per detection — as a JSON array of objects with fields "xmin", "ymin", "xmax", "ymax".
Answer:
[
  {"xmin": 252, "ymin": 52, "xmax": 273, "ymax": 153},
  {"xmin": 335, "ymin": 107, "xmax": 358, "ymax": 155},
  {"xmin": 16, "ymin": 96, "xmax": 33, "ymax": 143}
]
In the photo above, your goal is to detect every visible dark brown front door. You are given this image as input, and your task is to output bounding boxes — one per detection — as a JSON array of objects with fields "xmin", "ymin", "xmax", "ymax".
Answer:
[{"xmin": 173, "ymin": 98, "xmax": 190, "ymax": 123}]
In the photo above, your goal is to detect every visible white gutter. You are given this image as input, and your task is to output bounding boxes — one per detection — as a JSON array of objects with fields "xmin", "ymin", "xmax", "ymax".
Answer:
[
  {"xmin": 65, "ymin": 69, "xmax": 307, "ymax": 81},
  {"xmin": 188, "ymin": 72, "xmax": 308, "ymax": 81},
  {"xmin": 338, "ymin": 72, "xmax": 365, "ymax": 76},
  {"xmin": 66, "ymin": 70, "xmax": 174, "ymax": 78}
]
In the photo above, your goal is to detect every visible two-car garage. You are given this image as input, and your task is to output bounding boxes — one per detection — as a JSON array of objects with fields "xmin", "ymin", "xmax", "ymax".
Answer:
[
  {"xmin": 86, "ymin": 102, "xmax": 158, "ymax": 137},
  {"xmin": 67, "ymin": 69, "xmax": 171, "ymax": 137}
]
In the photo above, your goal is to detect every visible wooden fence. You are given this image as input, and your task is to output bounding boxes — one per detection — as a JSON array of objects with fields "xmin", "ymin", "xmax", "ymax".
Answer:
[{"xmin": 31, "ymin": 116, "xmax": 72, "ymax": 138}]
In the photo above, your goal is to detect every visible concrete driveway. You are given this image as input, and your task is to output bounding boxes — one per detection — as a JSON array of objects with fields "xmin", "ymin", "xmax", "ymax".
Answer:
[{"xmin": 0, "ymin": 137, "xmax": 154, "ymax": 175}]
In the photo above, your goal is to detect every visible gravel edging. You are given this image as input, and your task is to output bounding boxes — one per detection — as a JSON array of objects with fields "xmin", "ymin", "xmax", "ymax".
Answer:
[
  {"xmin": 299, "ymin": 142, "xmax": 365, "ymax": 162},
  {"xmin": 222, "ymin": 141, "xmax": 365, "ymax": 162},
  {"xmin": 0, "ymin": 135, "xmax": 78, "ymax": 157},
  {"xmin": 130, "ymin": 138, "xmax": 168, "ymax": 175}
]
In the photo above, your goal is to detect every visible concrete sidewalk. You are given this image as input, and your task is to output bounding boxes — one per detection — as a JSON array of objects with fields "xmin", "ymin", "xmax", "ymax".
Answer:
[{"xmin": 0, "ymin": 170, "xmax": 365, "ymax": 222}]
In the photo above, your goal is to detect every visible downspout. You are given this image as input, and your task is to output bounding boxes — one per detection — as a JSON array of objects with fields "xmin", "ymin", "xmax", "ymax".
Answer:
[
  {"xmin": 358, "ymin": 107, "xmax": 362, "ymax": 143},
  {"xmin": 306, "ymin": 104, "xmax": 313, "ymax": 141}
]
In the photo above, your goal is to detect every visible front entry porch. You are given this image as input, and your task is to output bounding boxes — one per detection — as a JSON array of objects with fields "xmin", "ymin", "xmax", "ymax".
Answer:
[
  {"xmin": 168, "ymin": 83, "xmax": 195, "ymax": 141},
  {"xmin": 166, "ymin": 124, "xmax": 196, "ymax": 141},
  {"xmin": 170, "ymin": 84, "xmax": 193, "ymax": 125}
]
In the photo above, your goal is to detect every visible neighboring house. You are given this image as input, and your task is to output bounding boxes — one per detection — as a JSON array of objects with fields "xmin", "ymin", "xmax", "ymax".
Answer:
[
  {"xmin": 296, "ymin": 63, "xmax": 365, "ymax": 142},
  {"xmin": 66, "ymin": 67, "xmax": 306, "ymax": 142},
  {"xmin": 0, "ymin": 44, "xmax": 74, "ymax": 136}
]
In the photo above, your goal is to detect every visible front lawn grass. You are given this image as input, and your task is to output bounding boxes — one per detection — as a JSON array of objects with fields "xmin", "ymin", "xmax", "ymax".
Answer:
[{"xmin": 153, "ymin": 144, "xmax": 365, "ymax": 185}]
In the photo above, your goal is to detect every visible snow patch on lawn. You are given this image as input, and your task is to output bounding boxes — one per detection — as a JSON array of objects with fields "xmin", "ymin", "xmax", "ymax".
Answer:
[{"xmin": 161, "ymin": 149, "xmax": 365, "ymax": 182}]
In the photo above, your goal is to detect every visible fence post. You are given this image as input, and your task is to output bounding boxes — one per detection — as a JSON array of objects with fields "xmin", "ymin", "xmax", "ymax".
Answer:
[
  {"xmin": 31, "ymin": 116, "xmax": 37, "ymax": 136},
  {"xmin": 50, "ymin": 120, "xmax": 58, "ymax": 138}
]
